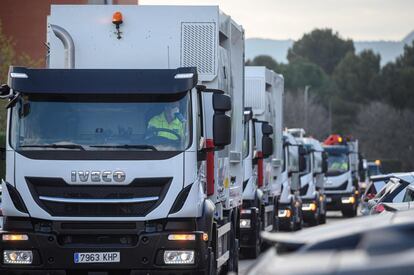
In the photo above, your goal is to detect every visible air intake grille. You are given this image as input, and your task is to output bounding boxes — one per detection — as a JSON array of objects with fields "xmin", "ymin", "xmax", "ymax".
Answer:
[
  {"xmin": 181, "ymin": 23, "xmax": 216, "ymax": 75},
  {"xmin": 26, "ymin": 177, "xmax": 171, "ymax": 217},
  {"xmin": 245, "ymin": 78, "xmax": 265, "ymax": 113},
  {"xmin": 300, "ymin": 183, "xmax": 309, "ymax": 196}
]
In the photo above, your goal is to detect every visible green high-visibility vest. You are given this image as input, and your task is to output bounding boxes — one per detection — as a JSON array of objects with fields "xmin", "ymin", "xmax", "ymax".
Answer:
[{"xmin": 148, "ymin": 112, "xmax": 184, "ymax": 141}]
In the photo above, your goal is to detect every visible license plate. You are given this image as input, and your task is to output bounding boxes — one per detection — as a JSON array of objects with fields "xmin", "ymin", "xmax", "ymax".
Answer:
[
  {"xmin": 74, "ymin": 252, "xmax": 120, "ymax": 264},
  {"xmin": 326, "ymin": 197, "xmax": 332, "ymax": 203}
]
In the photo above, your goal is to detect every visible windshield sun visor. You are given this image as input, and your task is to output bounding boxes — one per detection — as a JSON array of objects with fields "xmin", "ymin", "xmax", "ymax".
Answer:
[{"xmin": 9, "ymin": 67, "xmax": 198, "ymax": 94}]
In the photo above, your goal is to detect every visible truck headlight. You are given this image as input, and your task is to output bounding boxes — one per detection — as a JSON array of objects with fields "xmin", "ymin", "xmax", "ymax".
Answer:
[
  {"xmin": 3, "ymin": 250, "xmax": 33, "ymax": 264},
  {"xmin": 240, "ymin": 219, "xmax": 251, "ymax": 228},
  {"xmin": 164, "ymin": 250, "xmax": 195, "ymax": 264},
  {"xmin": 278, "ymin": 209, "xmax": 292, "ymax": 218},
  {"xmin": 341, "ymin": 196, "xmax": 355, "ymax": 204},
  {"xmin": 302, "ymin": 203, "xmax": 317, "ymax": 211}
]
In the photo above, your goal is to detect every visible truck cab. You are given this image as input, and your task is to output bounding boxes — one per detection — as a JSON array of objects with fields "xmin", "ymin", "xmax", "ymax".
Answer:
[
  {"xmin": 323, "ymin": 134, "xmax": 360, "ymax": 217},
  {"xmin": 278, "ymin": 131, "xmax": 303, "ymax": 231},
  {"xmin": 288, "ymin": 129, "xmax": 327, "ymax": 225},
  {"xmin": 0, "ymin": 5, "xmax": 244, "ymax": 274},
  {"xmin": 240, "ymin": 66, "xmax": 283, "ymax": 257}
]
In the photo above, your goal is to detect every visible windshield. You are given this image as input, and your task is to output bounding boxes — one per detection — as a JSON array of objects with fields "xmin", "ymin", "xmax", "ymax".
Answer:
[
  {"xmin": 368, "ymin": 164, "xmax": 381, "ymax": 177},
  {"xmin": 367, "ymin": 180, "xmax": 386, "ymax": 195},
  {"xmin": 326, "ymin": 153, "xmax": 349, "ymax": 176},
  {"xmin": 11, "ymin": 93, "xmax": 191, "ymax": 152}
]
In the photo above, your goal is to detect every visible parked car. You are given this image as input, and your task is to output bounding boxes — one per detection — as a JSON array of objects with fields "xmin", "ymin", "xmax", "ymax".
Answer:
[
  {"xmin": 371, "ymin": 183, "xmax": 414, "ymax": 215},
  {"xmin": 360, "ymin": 174, "xmax": 389, "ymax": 215},
  {"xmin": 248, "ymin": 209, "xmax": 414, "ymax": 275},
  {"xmin": 367, "ymin": 173, "xmax": 414, "ymax": 215}
]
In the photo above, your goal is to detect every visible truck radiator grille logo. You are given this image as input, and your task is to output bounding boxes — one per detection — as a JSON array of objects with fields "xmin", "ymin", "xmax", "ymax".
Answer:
[{"xmin": 71, "ymin": 171, "xmax": 126, "ymax": 183}]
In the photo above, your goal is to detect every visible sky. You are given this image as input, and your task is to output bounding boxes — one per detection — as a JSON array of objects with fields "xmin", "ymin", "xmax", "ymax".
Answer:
[{"xmin": 139, "ymin": 0, "xmax": 414, "ymax": 41}]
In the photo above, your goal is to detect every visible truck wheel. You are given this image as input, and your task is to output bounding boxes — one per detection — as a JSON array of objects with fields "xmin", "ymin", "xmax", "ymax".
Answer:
[
  {"xmin": 319, "ymin": 212, "xmax": 327, "ymax": 224},
  {"xmin": 293, "ymin": 205, "xmax": 303, "ymax": 231},
  {"xmin": 308, "ymin": 201, "xmax": 320, "ymax": 226},
  {"xmin": 341, "ymin": 204, "xmax": 357, "ymax": 217},
  {"xmin": 243, "ymin": 211, "xmax": 261, "ymax": 258}
]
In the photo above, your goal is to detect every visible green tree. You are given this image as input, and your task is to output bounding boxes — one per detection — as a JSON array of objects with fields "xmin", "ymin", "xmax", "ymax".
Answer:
[
  {"xmin": 333, "ymin": 50, "xmax": 381, "ymax": 104},
  {"xmin": 247, "ymin": 55, "xmax": 279, "ymax": 71},
  {"xmin": 379, "ymin": 41, "xmax": 414, "ymax": 110},
  {"xmin": 288, "ymin": 29, "xmax": 354, "ymax": 75},
  {"xmin": 0, "ymin": 21, "xmax": 41, "ymax": 131},
  {"xmin": 282, "ymin": 58, "xmax": 328, "ymax": 92}
]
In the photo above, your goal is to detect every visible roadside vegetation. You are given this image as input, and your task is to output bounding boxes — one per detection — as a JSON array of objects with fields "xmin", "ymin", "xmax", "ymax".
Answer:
[{"xmin": 247, "ymin": 29, "xmax": 414, "ymax": 171}]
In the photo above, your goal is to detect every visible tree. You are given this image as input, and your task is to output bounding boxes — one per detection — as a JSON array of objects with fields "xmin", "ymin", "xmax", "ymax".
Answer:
[
  {"xmin": 333, "ymin": 50, "xmax": 381, "ymax": 104},
  {"xmin": 246, "ymin": 55, "xmax": 279, "ymax": 71},
  {"xmin": 283, "ymin": 92, "xmax": 329, "ymax": 140},
  {"xmin": 353, "ymin": 102, "xmax": 414, "ymax": 171},
  {"xmin": 378, "ymin": 41, "xmax": 414, "ymax": 110},
  {"xmin": 0, "ymin": 21, "xmax": 41, "ymax": 131},
  {"xmin": 288, "ymin": 29, "xmax": 354, "ymax": 75},
  {"xmin": 282, "ymin": 58, "xmax": 328, "ymax": 92}
]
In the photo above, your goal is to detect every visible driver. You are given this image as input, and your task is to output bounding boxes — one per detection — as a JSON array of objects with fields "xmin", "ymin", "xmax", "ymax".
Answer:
[
  {"xmin": 330, "ymin": 160, "xmax": 348, "ymax": 170},
  {"xmin": 147, "ymin": 102, "xmax": 184, "ymax": 141}
]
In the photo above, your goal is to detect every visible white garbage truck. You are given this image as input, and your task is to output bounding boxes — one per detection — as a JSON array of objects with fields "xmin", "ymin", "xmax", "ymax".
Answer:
[
  {"xmin": 288, "ymin": 129, "xmax": 327, "ymax": 225},
  {"xmin": 0, "ymin": 5, "xmax": 245, "ymax": 274},
  {"xmin": 323, "ymin": 135, "xmax": 360, "ymax": 217},
  {"xmin": 240, "ymin": 66, "xmax": 283, "ymax": 258}
]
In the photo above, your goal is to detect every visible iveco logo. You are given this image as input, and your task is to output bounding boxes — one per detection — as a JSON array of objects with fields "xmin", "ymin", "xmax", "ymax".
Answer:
[{"xmin": 71, "ymin": 171, "xmax": 126, "ymax": 183}]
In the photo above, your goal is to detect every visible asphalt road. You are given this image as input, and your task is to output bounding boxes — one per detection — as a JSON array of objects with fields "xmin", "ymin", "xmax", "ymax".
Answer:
[{"xmin": 239, "ymin": 211, "xmax": 354, "ymax": 275}]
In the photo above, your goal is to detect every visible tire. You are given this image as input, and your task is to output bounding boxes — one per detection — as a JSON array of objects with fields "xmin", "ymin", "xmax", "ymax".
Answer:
[
  {"xmin": 293, "ymin": 203, "xmax": 303, "ymax": 231},
  {"xmin": 307, "ymin": 213, "xmax": 319, "ymax": 226},
  {"xmin": 319, "ymin": 212, "xmax": 327, "ymax": 224},
  {"xmin": 246, "ymin": 211, "xmax": 262, "ymax": 258},
  {"xmin": 308, "ymin": 201, "xmax": 320, "ymax": 227},
  {"xmin": 341, "ymin": 204, "xmax": 357, "ymax": 217}
]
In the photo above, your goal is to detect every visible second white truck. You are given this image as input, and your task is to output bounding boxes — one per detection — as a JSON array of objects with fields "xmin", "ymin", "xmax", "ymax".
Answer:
[{"xmin": 240, "ymin": 66, "xmax": 284, "ymax": 257}]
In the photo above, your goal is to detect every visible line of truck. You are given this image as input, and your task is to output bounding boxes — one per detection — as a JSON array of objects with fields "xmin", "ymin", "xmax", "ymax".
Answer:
[{"xmin": 0, "ymin": 4, "xmax": 363, "ymax": 274}]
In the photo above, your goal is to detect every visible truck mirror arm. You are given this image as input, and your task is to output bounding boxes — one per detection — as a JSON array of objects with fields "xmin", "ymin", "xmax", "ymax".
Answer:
[
  {"xmin": 5, "ymin": 92, "xmax": 21, "ymax": 109},
  {"xmin": 0, "ymin": 84, "xmax": 11, "ymax": 99}
]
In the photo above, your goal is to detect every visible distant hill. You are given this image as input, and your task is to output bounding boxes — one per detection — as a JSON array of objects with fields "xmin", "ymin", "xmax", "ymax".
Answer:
[{"xmin": 246, "ymin": 31, "xmax": 414, "ymax": 66}]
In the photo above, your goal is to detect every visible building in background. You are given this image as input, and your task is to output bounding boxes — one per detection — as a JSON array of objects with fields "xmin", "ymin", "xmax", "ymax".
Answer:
[{"xmin": 0, "ymin": 0, "xmax": 138, "ymax": 66}]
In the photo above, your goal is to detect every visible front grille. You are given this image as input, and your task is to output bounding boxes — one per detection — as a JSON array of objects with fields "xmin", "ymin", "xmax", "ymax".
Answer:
[
  {"xmin": 325, "ymin": 180, "xmax": 348, "ymax": 191},
  {"xmin": 300, "ymin": 184, "xmax": 309, "ymax": 196},
  {"xmin": 26, "ymin": 177, "xmax": 171, "ymax": 217}
]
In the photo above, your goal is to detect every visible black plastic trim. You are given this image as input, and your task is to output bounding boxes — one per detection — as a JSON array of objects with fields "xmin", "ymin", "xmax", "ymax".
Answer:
[
  {"xmin": 169, "ymin": 184, "xmax": 192, "ymax": 214},
  {"xmin": 9, "ymin": 67, "xmax": 198, "ymax": 94},
  {"xmin": 6, "ymin": 182, "xmax": 28, "ymax": 213},
  {"xmin": 15, "ymin": 150, "xmax": 182, "ymax": 160}
]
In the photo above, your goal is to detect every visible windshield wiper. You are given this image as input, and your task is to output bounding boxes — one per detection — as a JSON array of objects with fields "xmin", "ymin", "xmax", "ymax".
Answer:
[
  {"xmin": 20, "ymin": 143, "xmax": 86, "ymax": 151},
  {"xmin": 89, "ymin": 144, "xmax": 158, "ymax": 151}
]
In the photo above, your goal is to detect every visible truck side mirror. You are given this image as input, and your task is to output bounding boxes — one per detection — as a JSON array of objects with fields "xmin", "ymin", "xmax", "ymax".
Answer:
[
  {"xmin": 213, "ymin": 93, "xmax": 231, "ymax": 112},
  {"xmin": 212, "ymin": 93, "xmax": 232, "ymax": 147},
  {"xmin": 262, "ymin": 136, "xmax": 273, "ymax": 158},
  {"xmin": 299, "ymin": 145, "xmax": 307, "ymax": 155},
  {"xmin": 262, "ymin": 123, "xmax": 273, "ymax": 135},
  {"xmin": 299, "ymin": 154, "xmax": 306, "ymax": 172},
  {"xmin": 0, "ymin": 84, "xmax": 11, "ymax": 97},
  {"xmin": 322, "ymin": 152, "xmax": 328, "ymax": 174},
  {"xmin": 213, "ymin": 114, "xmax": 231, "ymax": 147}
]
